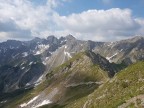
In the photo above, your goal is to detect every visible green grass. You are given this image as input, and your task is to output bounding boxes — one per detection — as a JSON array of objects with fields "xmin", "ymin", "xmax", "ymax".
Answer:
[
  {"xmin": 3, "ymin": 52, "xmax": 142, "ymax": 108},
  {"xmin": 64, "ymin": 61, "xmax": 144, "ymax": 108}
]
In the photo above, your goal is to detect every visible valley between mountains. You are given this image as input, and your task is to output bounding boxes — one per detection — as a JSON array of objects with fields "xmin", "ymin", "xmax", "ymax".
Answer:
[{"xmin": 0, "ymin": 35, "xmax": 144, "ymax": 108}]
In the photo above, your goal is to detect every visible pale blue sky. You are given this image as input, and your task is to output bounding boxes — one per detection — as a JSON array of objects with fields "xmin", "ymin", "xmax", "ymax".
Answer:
[
  {"xmin": 0, "ymin": 0, "xmax": 144, "ymax": 41},
  {"xmin": 60, "ymin": 0, "xmax": 143, "ymax": 17},
  {"xmin": 33, "ymin": 0, "xmax": 144, "ymax": 17}
]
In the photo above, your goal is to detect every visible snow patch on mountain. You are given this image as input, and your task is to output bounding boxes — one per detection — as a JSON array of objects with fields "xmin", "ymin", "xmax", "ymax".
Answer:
[
  {"xmin": 21, "ymin": 62, "xmax": 25, "ymax": 66},
  {"xmin": 64, "ymin": 51, "xmax": 72, "ymax": 58},
  {"xmin": 26, "ymin": 83, "xmax": 30, "ymax": 86},
  {"xmin": 22, "ymin": 52, "xmax": 28, "ymax": 57},
  {"xmin": 34, "ymin": 44, "xmax": 49, "ymax": 55},
  {"xmin": 65, "ymin": 45, "xmax": 68, "ymax": 49},
  {"xmin": 37, "ymin": 44, "xmax": 49, "ymax": 49},
  {"xmin": 64, "ymin": 45, "xmax": 72, "ymax": 58},
  {"xmin": 120, "ymin": 49, "xmax": 123, "ymax": 52},
  {"xmin": 107, "ymin": 42, "xmax": 114, "ymax": 47},
  {"xmin": 106, "ymin": 49, "xmax": 123, "ymax": 62},
  {"xmin": 29, "ymin": 62, "xmax": 33, "ymax": 65},
  {"xmin": 34, "ymin": 75, "xmax": 44, "ymax": 86},
  {"xmin": 10, "ymin": 46, "xmax": 14, "ymax": 49},
  {"xmin": 34, "ymin": 100, "xmax": 52, "ymax": 108},
  {"xmin": 34, "ymin": 51, "xmax": 41, "ymax": 55},
  {"xmin": 60, "ymin": 39, "xmax": 67, "ymax": 44},
  {"xmin": 20, "ymin": 95, "xmax": 39, "ymax": 107},
  {"xmin": 12, "ymin": 53, "xmax": 20, "ymax": 58},
  {"xmin": 106, "ymin": 53, "xmax": 118, "ymax": 62},
  {"xmin": 20, "ymin": 88, "xmax": 57, "ymax": 107},
  {"xmin": 21, "ymin": 67, "xmax": 25, "ymax": 70},
  {"xmin": 42, "ymin": 57, "xmax": 49, "ymax": 65},
  {"xmin": 0, "ymin": 100, "xmax": 7, "ymax": 104}
]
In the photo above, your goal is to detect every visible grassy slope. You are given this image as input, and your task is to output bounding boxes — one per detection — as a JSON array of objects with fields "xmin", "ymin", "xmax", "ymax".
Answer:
[
  {"xmin": 3, "ymin": 52, "xmax": 110, "ymax": 108},
  {"xmin": 64, "ymin": 61, "xmax": 144, "ymax": 108},
  {"xmin": 43, "ymin": 52, "xmax": 110, "ymax": 107}
]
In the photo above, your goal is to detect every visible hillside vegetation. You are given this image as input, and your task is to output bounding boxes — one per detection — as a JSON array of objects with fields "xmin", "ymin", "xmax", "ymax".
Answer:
[
  {"xmin": 64, "ymin": 61, "xmax": 144, "ymax": 108},
  {"xmin": 2, "ymin": 51, "xmax": 110, "ymax": 108},
  {"xmin": 1, "ymin": 52, "xmax": 144, "ymax": 108}
]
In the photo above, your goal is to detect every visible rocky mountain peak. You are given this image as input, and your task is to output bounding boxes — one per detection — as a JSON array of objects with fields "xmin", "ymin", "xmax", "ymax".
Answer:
[
  {"xmin": 131, "ymin": 36, "xmax": 144, "ymax": 40},
  {"xmin": 47, "ymin": 35, "xmax": 56, "ymax": 40},
  {"xmin": 0, "ymin": 35, "xmax": 144, "ymax": 108},
  {"xmin": 59, "ymin": 36, "xmax": 65, "ymax": 41},
  {"xmin": 31, "ymin": 37, "xmax": 43, "ymax": 43},
  {"xmin": 119, "ymin": 36, "xmax": 144, "ymax": 43},
  {"xmin": 32, "ymin": 37, "xmax": 41, "ymax": 41},
  {"xmin": 66, "ymin": 34, "xmax": 76, "ymax": 41},
  {"xmin": 47, "ymin": 35, "xmax": 59, "ymax": 44}
]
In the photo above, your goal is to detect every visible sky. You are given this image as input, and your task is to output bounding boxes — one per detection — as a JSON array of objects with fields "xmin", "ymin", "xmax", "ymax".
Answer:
[{"xmin": 0, "ymin": 0, "xmax": 144, "ymax": 42}]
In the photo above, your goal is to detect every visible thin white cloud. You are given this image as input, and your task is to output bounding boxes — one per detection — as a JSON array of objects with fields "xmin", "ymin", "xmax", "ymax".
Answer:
[
  {"xmin": 0, "ymin": 0, "xmax": 144, "ymax": 41},
  {"xmin": 0, "ymin": 0, "xmax": 57, "ymax": 41},
  {"xmin": 0, "ymin": 0, "xmax": 71, "ymax": 41},
  {"xmin": 54, "ymin": 8, "xmax": 143, "ymax": 41}
]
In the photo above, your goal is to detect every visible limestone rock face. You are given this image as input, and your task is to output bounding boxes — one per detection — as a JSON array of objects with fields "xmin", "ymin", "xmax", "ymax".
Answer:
[{"xmin": 0, "ymin": 35, "xmax": 144, "ymax": 108}]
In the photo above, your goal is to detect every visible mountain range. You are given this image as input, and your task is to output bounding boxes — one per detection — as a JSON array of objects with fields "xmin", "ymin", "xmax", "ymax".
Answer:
[{"xmin": 0, "ymin": 35, "xmax": 144, "ymax": 108}]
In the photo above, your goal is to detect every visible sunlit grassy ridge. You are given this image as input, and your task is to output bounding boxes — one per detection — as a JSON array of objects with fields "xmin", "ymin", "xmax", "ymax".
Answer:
[
  {"xmin": 64, "ymin": 61, "xmax": 144, "ymax": 108},
  {"xmin": 2, "ymin": 52, "xmax": 144, "ymax": 108},
  {"xmin": 3, "ymin": 51, "xmax": 110, "ymax": 108}
]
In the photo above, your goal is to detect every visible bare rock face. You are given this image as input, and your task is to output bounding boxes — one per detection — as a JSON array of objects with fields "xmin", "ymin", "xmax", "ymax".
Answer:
[
  {"xmin": 12, "ymin": 51, "xmax": 111, "ymax": 108},
  {"xmin": 0, "ymin": 35, "xmax": 143, "ymax": 97},
  {"xmin": 93, "ymin": 36, "xmax": 144, "ymax": 65}
]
